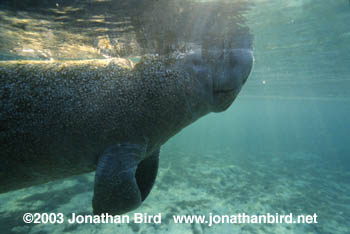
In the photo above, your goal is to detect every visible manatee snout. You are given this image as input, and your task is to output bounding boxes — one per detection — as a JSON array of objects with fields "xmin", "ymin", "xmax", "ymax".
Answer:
[
  {"xmin": 210, "ymin": 48, "xmax": 253, "ymax": 93},
  {"xmin": 181, "ymin": 48, "xmax": 253, "ymax": 112},
  {"xmin": 210, "ymin": 48, "xmax": 253, "ymax": 112}
]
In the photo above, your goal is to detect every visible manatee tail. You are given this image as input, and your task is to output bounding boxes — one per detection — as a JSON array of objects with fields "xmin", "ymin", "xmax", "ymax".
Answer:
[{"xmin": 92, "ymin": 144, "xmax": 159, "ymax": 215}]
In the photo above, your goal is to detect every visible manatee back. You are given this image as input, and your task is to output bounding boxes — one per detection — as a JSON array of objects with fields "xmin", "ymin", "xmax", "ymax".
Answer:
[
  {"xmin": 0, "ymin": 59, "xmax": 136, "ymax": 192},
  {"xmin": 0, "ymin": 57, "xmax": 194, "ymax": 193}
]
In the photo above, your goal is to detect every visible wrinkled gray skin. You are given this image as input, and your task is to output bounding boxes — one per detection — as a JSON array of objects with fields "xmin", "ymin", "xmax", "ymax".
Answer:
[{"xmin": 0, "ymin": 49, "xmax": 253, "ymax": 215}]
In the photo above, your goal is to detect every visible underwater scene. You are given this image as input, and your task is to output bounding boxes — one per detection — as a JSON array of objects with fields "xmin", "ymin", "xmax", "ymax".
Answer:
[{"xmin": 0, "ymin": 0, "xmax": 349, "ymax": 233}]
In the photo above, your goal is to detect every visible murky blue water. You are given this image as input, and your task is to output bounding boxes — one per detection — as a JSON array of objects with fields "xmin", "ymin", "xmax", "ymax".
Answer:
[{"xmin": 0, "ymin": 0, "xmax": 349, "ymax": 233}]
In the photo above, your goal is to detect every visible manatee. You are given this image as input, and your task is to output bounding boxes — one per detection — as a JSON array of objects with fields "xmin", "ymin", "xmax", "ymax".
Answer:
[{"xmin": 0, "ymin": 49, "xmax": 253, "ymax": 215}]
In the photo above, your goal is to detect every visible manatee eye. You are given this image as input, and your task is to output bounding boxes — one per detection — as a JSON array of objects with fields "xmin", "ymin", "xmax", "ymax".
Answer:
[
  {"xmin": 192, "ymin": 56, "xmax": 202, "ymax": 66},
  {"xmin": 192, "ymin": 58, "xmax": 201, "ymax": 66}
]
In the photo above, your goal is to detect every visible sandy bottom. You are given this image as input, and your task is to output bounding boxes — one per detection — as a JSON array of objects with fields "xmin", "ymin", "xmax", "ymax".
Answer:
[{"xmin": 1, "ymin": 147, "xmax": 349, "ymax": 234}]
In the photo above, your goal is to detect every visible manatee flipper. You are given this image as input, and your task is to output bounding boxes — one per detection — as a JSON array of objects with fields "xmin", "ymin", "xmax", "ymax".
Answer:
[
  {"xmin": 135, "ymin": 148, "xmax": 160, "ymax": 201},
  {"xmin": 92, "ymin": 143, "xmax": 146, "ymax": 215}
]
